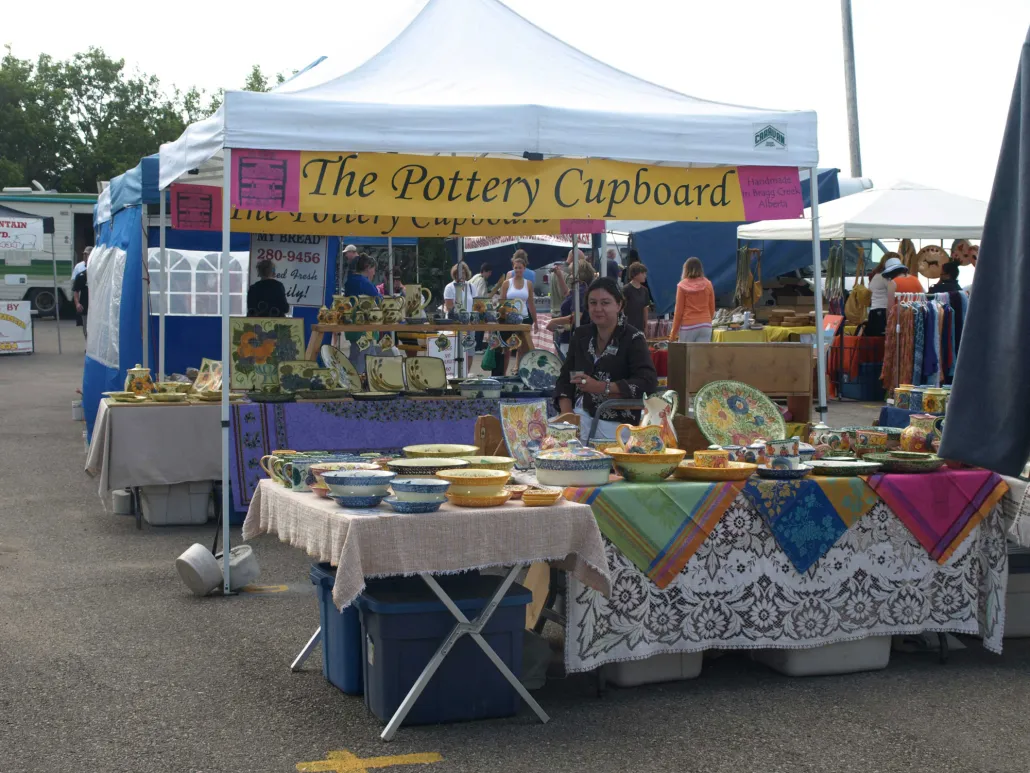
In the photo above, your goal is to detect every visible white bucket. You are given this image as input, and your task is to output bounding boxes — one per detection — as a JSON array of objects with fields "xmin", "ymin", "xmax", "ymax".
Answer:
[
  {"xmin": 175, "ymin": 543, "xmax": 223, "ymax": 597},
  {"xmin": 214, "ymin": 544, "xmax": 261, "ymax": 591},
  {"xmin": 112, "ymin": 489, "xmax": 134, "ymax": 515},
  {"xmin": 72, "ymin": 400, "xmax": 84, "ymax": 421}
]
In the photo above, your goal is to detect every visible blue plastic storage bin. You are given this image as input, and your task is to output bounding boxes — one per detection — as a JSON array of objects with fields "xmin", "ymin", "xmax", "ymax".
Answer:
[
  {"xmin": 309, "ymin": 563, "xmax": 363, "ymax": 695},
  {"xmin": 359, "ymin": 573, "xmax": 531, "ymax": 725}
]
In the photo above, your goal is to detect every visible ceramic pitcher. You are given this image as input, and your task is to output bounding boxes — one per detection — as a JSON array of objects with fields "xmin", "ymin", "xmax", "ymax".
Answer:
[
  {"xmin": 901, "ymin": 414, "xmax": 939, "ymax": 453},
  {"xmin": 404, "ymin": 285, "xmax": 432, "ymax": 317},
  {"xmin": 124, "ymin": 364, "xmax": 155, "ymax": 396},
  {"xmin": 616, "ymin": 424, "xmax": 665, "ymax": 454}
]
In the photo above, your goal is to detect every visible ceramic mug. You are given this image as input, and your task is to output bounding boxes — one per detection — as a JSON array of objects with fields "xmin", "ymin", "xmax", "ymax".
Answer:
[
  {"xmin": 383, "ymin": 310, "xmax": 402, "ymax": 324},
  {"xmin": 456, "ymin": 309, "xmax": 471, "ymax": 324},
  {"xmin": 769, "ymin": 454, "xmax": 801, "ymax": 470},
  {"xmin": 743, "ymin": 441, "xmax": 767, "ymax": 465},
  {"xmin": 353, "ymin": 311, "xmax": 367, "ymax": 324},
  {"xmin": 367, "ymin": 309, "xmax": 384, "ymax": 324},
  {"xmin": 721, "ymin": 445, "xmax": 745, "ymax": 462},
  {"xmin": 616, "ymin": 424, "xmax": 666, "ymax": 454},
  {"xmin": 694, "ymin": 449, "xmax": 730, "ymax": 468},
  {"xmin": 908, "ymin": 389, "xmax": 924, "ymax": 413},
  {"xmin": 765, "ymin": 438, "xmax": 800, "ymax": 459}
]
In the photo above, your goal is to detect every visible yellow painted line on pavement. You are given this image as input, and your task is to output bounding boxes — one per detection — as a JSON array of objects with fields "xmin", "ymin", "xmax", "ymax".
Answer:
[
  {"xmin": 297, "ymin": 749, "xmax": 443, "ymax": 772},
  {"xmin": 239, "ymin": 584, "xmax": 290, "ymax": 594}
]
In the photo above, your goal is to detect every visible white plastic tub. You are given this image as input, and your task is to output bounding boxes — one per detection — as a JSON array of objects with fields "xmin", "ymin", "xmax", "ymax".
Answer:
[
  {"xmin": 141, "ymin": 481, "xmax": 212, "ymax": 526},
  {"xmin": 752, "ymin": 636, "xmax": 891, "ymax": 677},
  {"xmin": 604, "ymin": 652, "xmax": 703, "ymax": 687}
]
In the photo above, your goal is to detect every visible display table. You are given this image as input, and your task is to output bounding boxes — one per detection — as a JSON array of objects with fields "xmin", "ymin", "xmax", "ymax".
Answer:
[
  {"xmin": 713, "ymin": 325, "xmax": 858, "ymax": 343},
  {"xmin": 878, "ymin": 405, "xmax": 943, "ymax": 429},
  {"xmin": 228, "ymin": 397, "xmax": 545, "ymax": 514},
  {"xmin": 85, "ymin": 398, "xmax": 220, "ymax": 500},
  {"xmin": 563, "ymin": 474, "xmax": 1009, "ymax": 673},
  {"xmin": 304, "ymin": 322, "xmax": 533, "ymax": 361},
  {"xmin": 242, "ymin": 478, "xmax": 611, "ymax": 740}
]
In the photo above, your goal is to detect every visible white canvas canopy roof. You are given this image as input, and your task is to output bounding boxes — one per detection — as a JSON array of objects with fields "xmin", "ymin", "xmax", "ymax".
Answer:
[
  {"xmin": 736, "ymin": 180, "xmax": 987, "ymax": 241},
  {"xmin": 159, "ymin": 0, "xmax": 817, "ymax": 189}
]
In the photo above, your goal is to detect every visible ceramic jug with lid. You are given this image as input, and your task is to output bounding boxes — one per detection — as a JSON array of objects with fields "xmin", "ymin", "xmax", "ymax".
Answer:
[{"xmin": 124, "ymin": 364, "xmax": 155, "ymax": 395}]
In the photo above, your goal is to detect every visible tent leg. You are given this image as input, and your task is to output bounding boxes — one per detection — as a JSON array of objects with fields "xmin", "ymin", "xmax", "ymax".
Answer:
[
  {"xmin": 387, "ymin": 236, "xmax": 394, "ymax": 297},
  {"xmin": 221, "ymin": 149, "xmax": 233, "ymax": 596},
  {"xmin": 50, "ymin": 233, "xmax": 62, "ymax": 354},
  {"xmin": 572, "ymin": 235, "xmax": 580, "ymax": 332},
  {"xmin": 159, "ymin": 192, "xmax": 167, "ymax": 381},
  {"xmin": 809, "ymin": 167, "xmax": 828, "ymax": 423},
  {"xmin": 455, "ymin": 238, "xmax": 464, "ymax": 378}
]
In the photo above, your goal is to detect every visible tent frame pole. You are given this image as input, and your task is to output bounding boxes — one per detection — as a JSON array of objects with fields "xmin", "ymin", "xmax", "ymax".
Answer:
[
  {"xmin": 159, "ymin": 192, "xmax": 167, "ymax": 381},
  {"xmin": 220, "ymin": 149, "xmax": 233, "ymax": 595},
  {"xmin": 49, "ymin": 233, "xmax": 62, "ymax": 354},
  {"xmin": 810, "ymin": 167, "xmax": 828, "ymax": 422},
  {"xmin": 572, "ymin": 235, "xmax": 580, "ymax": 332}
]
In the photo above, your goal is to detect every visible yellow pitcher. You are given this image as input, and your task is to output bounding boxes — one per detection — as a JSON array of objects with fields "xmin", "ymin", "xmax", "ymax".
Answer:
[{"xmin": 615, "ymin": 424, "xmax": 666, "ymax": 454}]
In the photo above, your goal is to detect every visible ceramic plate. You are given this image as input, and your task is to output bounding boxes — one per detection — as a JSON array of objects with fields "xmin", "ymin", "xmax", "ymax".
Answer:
[
  {"xmin": 807, "ymin": 459, "xmax": 882, "ymax": 476},
  {"xmin": 320, "ymin": 344, "xmax": 362, "ymax": 392},
  {"xmin": 151, "ymin": 393, "xmax": 187, "ymax": 403},
  {"xmin": 193, "ymin": 358, "xmax": 223, "ymax": 393},
  {"xmin": 404, "ymin": 356, "xmax": 448, "ymax": 391},
  {"xmin": 403, "ymin": 444, "xmax": 480, "ymax": 458},
  {"xmin": 863, "ymin": 453, "xmax": 946, "ymax": 474},
  {"xmin": 517, "ymin": 349, "xmax": 563, "ymax": 392},
  {"xmin": 351, "ymin": 391, "xmax": 400, "ymax": 401},
  {"xmin": 673, "ymin": 460, "xmax": 757, "ymax": 481},
  {"xmin": 499, "ymin": 399, "xmax": 550, "ymax": 470},
  {"xmin": 755, "ymin": 464, "xmax": 813, "ymax": 480},
  {"xmin": 366, "ymin": 355, "xmax": 405, "ymax": 392},
  {"xmin": 277, "ymin": 361, "xmax": 335, "ymax": 393},
  {"xmin": 693, "ymin": 380, "xmax": 786, "ymax": 446},
  {"xmin": 246, "ymin": 391, "xmax": 295, "ymax": 403}
]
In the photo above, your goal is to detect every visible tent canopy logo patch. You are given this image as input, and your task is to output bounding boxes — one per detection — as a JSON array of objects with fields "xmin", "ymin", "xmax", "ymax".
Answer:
[{"xmin": 754, "ymin": 124, "xmax": 787, "ymax": 150}]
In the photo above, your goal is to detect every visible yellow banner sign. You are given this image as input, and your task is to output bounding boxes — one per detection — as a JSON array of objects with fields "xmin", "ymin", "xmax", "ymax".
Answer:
[
  {"xmin": 229, "ymin": 150, "xmax": 804, "ymax": 222},
  {"xmin": 229, "ymin": 210, "xmax": 564, "ymax": 238}
]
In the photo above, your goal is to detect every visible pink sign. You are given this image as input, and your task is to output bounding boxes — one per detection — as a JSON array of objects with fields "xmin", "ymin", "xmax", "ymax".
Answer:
[
  {"xmin": 230, "ymin": 149, "xmax": 301, "ymax": 212},
  {"xmin": 738, "ymin": 166, "xmax": 804, "ymax": 221},
  {"xmin": 171, "ymin": 184, "xmax": 222, "ymax": 230},
  {"xmin": 560, "ymin": 219, "xmax": 605, "ymax": 234}
]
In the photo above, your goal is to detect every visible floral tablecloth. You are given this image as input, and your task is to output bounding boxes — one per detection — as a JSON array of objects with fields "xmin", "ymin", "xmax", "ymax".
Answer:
[
  {"xmin": 565, "ymin": 493, "xmax": 1007, "ymax": 673},
  {"xmin": 229, "ymin": 398, "xmax": 539, "ymax": 513}
]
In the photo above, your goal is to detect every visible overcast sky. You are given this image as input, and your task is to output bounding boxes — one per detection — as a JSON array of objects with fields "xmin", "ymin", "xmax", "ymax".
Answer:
[{"xmin": 5, "ymin": 0, "xmax": 1027, "ymax": 199}]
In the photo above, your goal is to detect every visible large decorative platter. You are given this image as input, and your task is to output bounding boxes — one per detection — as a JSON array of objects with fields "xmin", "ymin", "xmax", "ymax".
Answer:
[
  {"xmin": 320, "ymin": 344, "xmax": 362, "ymax": 392},
  {"xmin": 499, "ymin": 399, "xmax": 549, "ymax": 470},
  {"xmin": 277, "ymin": 361, "xmax": 334, "ymax": 393},
  {"xmin": 367, "ymin": 356, "xmax": 406, "ymax": 392},
  {"xmin": 517, "ymin": 349, "xmax": 563, "ymax": 392},
  {"xmin": 863, "ymin": 453, "xmax": 946, "ymax": 474},
  {"xmin": 693, "ymin": 380, "xmax": 786, "ymax": 446},
  {"xmin": 807, "ymin": 459, "xmax": 882, "ymax": 476}
]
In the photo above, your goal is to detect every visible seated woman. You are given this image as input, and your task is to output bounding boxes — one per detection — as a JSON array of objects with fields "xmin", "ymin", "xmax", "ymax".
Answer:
[{"xmin": 553, "ymin": 277, "xmax": 658, "ymax": 444}]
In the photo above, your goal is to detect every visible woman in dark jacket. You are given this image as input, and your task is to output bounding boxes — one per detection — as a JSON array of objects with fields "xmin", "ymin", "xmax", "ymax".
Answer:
[{"xmin": 554, "ymin": 277, "xmax": 658, "ymax": 443}]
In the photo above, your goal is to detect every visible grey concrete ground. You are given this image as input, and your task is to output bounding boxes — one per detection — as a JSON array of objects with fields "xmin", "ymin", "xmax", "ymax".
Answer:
[{"xmin": 4, "ymin": 320, "xmax": 1030, "ymax": 773}]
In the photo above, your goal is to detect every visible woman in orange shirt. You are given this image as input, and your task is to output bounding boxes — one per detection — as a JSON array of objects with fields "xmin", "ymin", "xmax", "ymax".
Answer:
[
  {"xmin": 882, "ymin": 256, "xmax": 924, "ymax": 307},
  {"xmin": 668, "ymin": 257, "xmax": 716, "ymax": 343}
]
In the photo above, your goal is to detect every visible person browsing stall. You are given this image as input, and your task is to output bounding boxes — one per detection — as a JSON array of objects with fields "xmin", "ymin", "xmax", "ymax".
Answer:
[
  {"xmin": 444, "ymin": 262, "xmax": 476, "ymax": 315},
  {"xmin": 247, "ymin": 259, "xmax": 290, "ymax": 317},
  {"xmin": 668, "ymin": 257, "xmax": 715, "ymax": 343},
  {"xmin": 928, "ymin": 261, "xmax": 962, "ymax": 295},
  {"xmin": 622, "ymin": 262, "xmax": 652, "ymax": 333},
  {"xmin": 546, "ymin": 259, "xmax": 596, "ymax": 355},
  {"xmin": 554, "ymin": 277, "xmax": 658, "ymax": 444},
  {"xmin": 505, "ymin": 249, "xmax": 536, "ymax": 284}
]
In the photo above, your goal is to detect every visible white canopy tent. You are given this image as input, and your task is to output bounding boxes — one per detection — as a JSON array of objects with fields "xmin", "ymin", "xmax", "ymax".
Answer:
[
  {"xmin": 156, "ymin": 0, "xmax": 824, "ymax": 600},
  {"xmin": 736, "ymin": 180, "xmax": 987, "ymax": 241}
]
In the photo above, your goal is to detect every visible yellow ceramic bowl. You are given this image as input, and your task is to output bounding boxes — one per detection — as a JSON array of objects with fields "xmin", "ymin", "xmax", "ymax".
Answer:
[
  {"xmin": 603, "ymin": 448, "xmax": 687, "ymax": 482},
  {"xmin": 435, "ymin": 468, "xmax": 510, "ymax": 497},
  {"xmin": 453, "ymin": 455, "xmax": 517, "ymax": 472},
  {"xmin": 446, "ymin": 491, "xmax": 512, "ymax": 508},
  {"xmin": 403, "ymin": 444, "xmax": 480, "ymax": 459}
]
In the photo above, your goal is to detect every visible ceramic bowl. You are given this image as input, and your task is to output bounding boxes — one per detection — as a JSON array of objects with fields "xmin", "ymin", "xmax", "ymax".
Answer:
[
  {"xmin": 390, "ymin": 478, "xmax": 451, "ymax": 503},
  {"xmin": 384, "ymin": 496, "xmax": 444, "ymax": 514},
  {"xmin": 155, "ymin": 381, "xmax": 191, "ymax": 394},
  {"xmin": 322, "ymin": 469, "xmax": 397, "ymax": 497},
  {"xmin": 435, "ymin": 468, "xmax": 510, "ymax": 497},
  {"xmin": 310, "ymin": 484, "xmax": 330, "ymax": 499},
  {"xmin": 309, "ymin": 462, "xmax": 381, "ymax": 489},
  {"xmin": 453, "ymin": 455, "xmax": 517, "ymax": 472},
  {"xmin": 798, "ymin": 442, "xmax": 816, "ymax": 462},
  {"xmin": 331, "ymin": 493, "xmax": 386, "ymax": 508},
  {"xmin": 534, "ymin": 442, "xmax": 613, "ymax": 487},
  {"xmin": 459, "ymin": 378, "xmax": 502, "ymax": 399},
  {"xmin": 446, "ymin": 491, "xmax": 512, "ymax": 508},
  {"xmin": 504, "ymin": 484, "xmax": 529, "ymax": 499},
  {"xmin": 386, "ymin": 457, "xmax": 470, "ymax": 477},
  {"xmin": 604, "ymin": 447, "xmax": 687, "ymax": 482},
  {"xmin": 403, "ymin": 443, "xmax": 480, "ymax": 459}
]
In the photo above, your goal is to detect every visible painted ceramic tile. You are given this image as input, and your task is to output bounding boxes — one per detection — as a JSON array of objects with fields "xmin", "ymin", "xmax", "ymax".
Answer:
[
  {"xmin": 500, "ymin": 399, "xmax": 549, "ymax": 469},
  {"xmin": 193, "ymin": 357, "xmax": 223, "ymax": 393},
  {"xmin": 229, "ymin": 317, "xmax": 304, "ymax": 391},
  {"xmin": 277, "ymin": 361, "xmax": 334, "ymax": 393},
  {"xmin": 320, "ymin": 344, "xmax": 362, "ymax": 391}
]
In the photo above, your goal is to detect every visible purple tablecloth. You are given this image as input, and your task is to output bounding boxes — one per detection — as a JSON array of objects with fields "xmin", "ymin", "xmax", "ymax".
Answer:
[{"xmin": 229, "ymin": 398, "xmax": 540, "ymax": 513}]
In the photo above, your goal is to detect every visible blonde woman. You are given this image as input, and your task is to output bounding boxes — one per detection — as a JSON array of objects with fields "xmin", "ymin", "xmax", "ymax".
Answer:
[
  {"xmin": 492, "ymin": 253, "xmax": 538, "ymax": 376},
  {"xmin": 444, "ymin": 262, "xmax": 475, "ymax": 316},
  {"xmin": 669, "ymin": 257, "xmax": 715, "ymax": 343}
]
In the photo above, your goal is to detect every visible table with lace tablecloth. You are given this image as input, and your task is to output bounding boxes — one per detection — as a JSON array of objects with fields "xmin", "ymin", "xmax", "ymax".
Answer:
[{"xmin": 565, "ymin": 491, "xmax": 1008, "ymax": 673}]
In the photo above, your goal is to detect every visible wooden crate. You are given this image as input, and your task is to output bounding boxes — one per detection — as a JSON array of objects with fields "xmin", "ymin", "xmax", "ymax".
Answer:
[{"xmin": 667, "ymin": 342, "xmax": 813, "ymax": 424}]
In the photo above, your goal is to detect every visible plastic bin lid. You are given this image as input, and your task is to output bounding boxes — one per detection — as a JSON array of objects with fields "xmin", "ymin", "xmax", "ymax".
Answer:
[{"xmin": 360, "ymin": 573, "xmax": 531, "ymax": 614}]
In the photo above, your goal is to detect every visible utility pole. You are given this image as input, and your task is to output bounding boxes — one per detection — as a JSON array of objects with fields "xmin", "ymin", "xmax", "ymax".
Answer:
[{"xmin": 841, "ymin": 0, "xmax": 863, "ymax": 177}]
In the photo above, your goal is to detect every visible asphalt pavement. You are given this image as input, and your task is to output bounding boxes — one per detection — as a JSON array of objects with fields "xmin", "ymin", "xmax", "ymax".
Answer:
[{"xmin": 3, "ymin": 320, "xmax": 1030, "ymax": 773}]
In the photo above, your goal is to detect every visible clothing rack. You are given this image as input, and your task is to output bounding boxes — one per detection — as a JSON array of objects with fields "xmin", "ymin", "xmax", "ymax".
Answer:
[{"xmin": 890, "ymin": 291, "xmax": 963, "ymax": 392}]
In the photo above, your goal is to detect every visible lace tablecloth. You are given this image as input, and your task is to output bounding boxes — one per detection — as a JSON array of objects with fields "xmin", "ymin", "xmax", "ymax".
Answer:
[
  {"xmin": 565, "ymin": 493, "xmax": 1007, "ymax": 672},
  {"xmin": 243, "ymin": 479, "xmax": 611, "ymax": 609}
]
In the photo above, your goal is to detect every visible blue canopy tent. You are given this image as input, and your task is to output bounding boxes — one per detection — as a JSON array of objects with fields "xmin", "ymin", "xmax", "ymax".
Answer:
[{"xmin": 625, "ymin": 169, "xmax": 842, "ymax": 314}]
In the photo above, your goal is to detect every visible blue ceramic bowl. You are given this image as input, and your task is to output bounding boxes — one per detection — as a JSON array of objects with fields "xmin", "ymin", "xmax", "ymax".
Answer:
[
  {"xmin": 322, "ymin": 469, "xmax": 396, "ymax": 488},
  {"xmin": 384, "ymin": 496, "xmax": 443, "ymax": 514},
  {"xmin": 331, "ymin": 494, "xmax": 386, "ymax": 509}
]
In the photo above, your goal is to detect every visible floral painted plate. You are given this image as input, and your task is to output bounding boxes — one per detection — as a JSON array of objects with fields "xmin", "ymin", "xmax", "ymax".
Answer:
[
  {"xmin": 320, "ymin": 344, "xmax": 362, "ymax": 392},
  {"xmin": 517, "ymin": 349, "xmax": 563, "ymax": 392},
  {"xmin": 693, "ymin": 380, "xmax": 786, "ymax": 446},
  {"xmin": 499, "ymin": 399, "xmax": 550, "ymax": 470},
  {"xmin": 277, "ymin": 361, "xmax": 335, "ymax": 393},
  {"xmin": 862, "ymin": 453, "xmax": 946, "ymax": 474}
]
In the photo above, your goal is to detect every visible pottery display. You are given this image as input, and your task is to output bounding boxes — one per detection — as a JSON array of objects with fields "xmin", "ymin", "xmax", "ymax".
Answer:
[
  {"xmin": 403, "ymin": 444, "xmax": 480, "ymax": 459},
  {"xmin": 900, "ymin": 413, "xmax": 940, "ymax": 453},
  {"xmin": 386, "ymin": 457, "xmax": 470, "ymax": 477},
  {"xmin": 673, "ymin": 461, "xmax": 757, "ymax": 481},
  {"xmin": 605, "ymin": 447, "xmax": 687, "ymax": 482},
  {"xmin": 389, "ymin": 478, "xmax": 451, "ymax": 503},
  {"xmin": 434, "ymin": 468, "xmax": 510, "ymax": 497},
  {"xmin": 322, "ymin": 469, "xmax": 396, "ymax": 498},
  {"xmin": 893, "ymin": 385, "xmax": 914, "ymax": 410},
  {"xmin": 534, "ymin": 441, "xmax": 613, "ymax": 487},
  {"xmin": 641, "ymin": 391, "xmax": 679, "ymax": 450},
  {"xmin": 460, "ymin": 378, "xmax": 502, "ymax": 399},
  {"xmin": 922, "ymin": 388, "xmax": 948, "ymax": 415},
  {"xmin": 693, "ymin": 380, "xmax": 786, "ymax": 446},
  {"xmin": 124, "ymin": 364, "xmax": 155, "ymax": 396},
  {"xmin": 694, "ymin": 449, "xmax": 730, "ymax": 469}
]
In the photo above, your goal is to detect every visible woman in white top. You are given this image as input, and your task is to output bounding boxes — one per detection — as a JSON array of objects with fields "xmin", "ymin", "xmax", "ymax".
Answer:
[
  {"xmin": 493, "ymin": 253, "xmax": 538, "ymax": 376},
  {"xmin": 444, "ymin": 262, "xmax": 476, "ymax": 315},
  {"xmin": 864, "ymin": 252, "xmax": 892, "ymax": 337}
]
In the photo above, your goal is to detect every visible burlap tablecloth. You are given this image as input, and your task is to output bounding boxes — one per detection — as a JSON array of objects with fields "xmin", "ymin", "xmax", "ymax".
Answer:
[
  {"xmin": 85, "ymin": 399, "xmax": 221, "ymax": 500},
  {"xmin": 242, "ymin": 479, "xmax": 612, "ymax": 610}
]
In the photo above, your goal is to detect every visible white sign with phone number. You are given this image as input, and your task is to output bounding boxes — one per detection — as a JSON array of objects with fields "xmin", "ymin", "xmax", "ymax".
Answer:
[
  {"xmin": 248, "ymin": 234, "xmax": 328, "ymax": 308},
  {"xmin": 0, "ymin": 301, "xmax": 33, "ymax": 354}
]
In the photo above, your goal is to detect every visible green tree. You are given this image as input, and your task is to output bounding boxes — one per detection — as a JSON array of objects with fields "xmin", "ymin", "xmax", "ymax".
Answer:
[{"xmin": 243, "ymin": 64, "xmax": 269, "ymax": 93}]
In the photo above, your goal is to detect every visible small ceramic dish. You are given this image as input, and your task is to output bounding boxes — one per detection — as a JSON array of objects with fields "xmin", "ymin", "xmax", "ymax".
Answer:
[
  {"xmin": 673, "ymin": 461, "xmax": 757, "ymax": 481},
  {"xmin": 404, "ymin": 444, "xmax": 480, "ymax": 459},
  {"xmin": 331, "ymin": 493, "xmax": 386, "ymax": 509},
  {"xmin": 155, "ymin": 381, "xmax": 191, "ymax": 394},
  {"xmin": 386, "ymin": 457, "xmax": 470, "ymax": 477},
  {"xmin": 310, "ymin": 484, "xmax": 330, "ymax": 499},
  {"xmin": 383, "ymin": 496, "xmax": 443, "ymax": 514},
  {"xmin": 104, "ymin": 391, "xmax": 145, "ymax": 402},
  {"xmin": 445, "ymin": 491, "xmax": 512, "ymax": 508},
  {"xmin": 504, "ymin": 484, "xmax": 529, "ymax": 499},
  {"xmin": 151, "ymin": 393, "xmax": 187, "ymax": 403},
  {"xmin": 755, "ymin": 464, "xmax": 813, "ymax": 480},
  {"xmin": 453, "ymin": 455, "xmax": 517, "ymax": 472},
  {"xmin": 521, "ymin": 489, "xmax": 563, "ymax": 507}
]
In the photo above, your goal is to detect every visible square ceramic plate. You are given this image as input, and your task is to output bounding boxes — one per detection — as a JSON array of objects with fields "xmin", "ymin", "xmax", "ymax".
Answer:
[
  {"xmin": 367, "ymin": 355, "xmax": 406, "ymax": 392},
  {"xmin": 404, "ymin": 356, "xmax": 448, "ymax": 391},
  {"xmin": 320, "ymin": 344, "xmax": 361, "ymax": 392}
]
